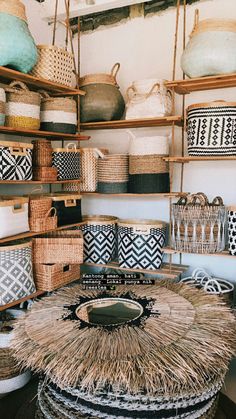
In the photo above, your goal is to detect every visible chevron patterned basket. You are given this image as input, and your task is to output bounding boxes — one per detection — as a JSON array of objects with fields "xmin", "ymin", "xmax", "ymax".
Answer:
[
  {"xmin": 78, "ymin": 215, "xmax": 118, "ymax": 264},
  {"xmin": 118, "ymin": 218, "xmax": 167, "ymax": 270}
]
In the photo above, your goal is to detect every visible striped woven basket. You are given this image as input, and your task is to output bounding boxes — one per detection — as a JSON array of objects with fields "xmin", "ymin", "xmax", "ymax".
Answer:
[
  {"xmin": 40, "ymin": 92, "xmax": 77, "ymax": 134},
  {"xmin": 0, "ymin": 88, "xmax": 5, "ymax": 126},
  {"xmin": 5, "ymin": 81, "xmax": 41, "ymax": 130}
]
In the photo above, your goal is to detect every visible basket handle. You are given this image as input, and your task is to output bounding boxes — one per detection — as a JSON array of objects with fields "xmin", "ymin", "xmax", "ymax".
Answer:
[
  {"xmin": 176, "ymin": 196, "xmax": 188, "ymax": 205},
  {"xmin": 126, "ymin": 86, "xmax": 135, "ymax": 101},
  {"xmin": 6, "ymin": 81, "xmax": 30, "ymax": 93},
  {"xmin": 212, "ymin": 196, "xmax": 224, "ymax": 206},
  {"xmin": 12, "ymin": 202, "xmax": 25, "ymax": 213},
  {"xmin": 110, "ymin": 63, "xmax": 120, "ymax": 82},
  {"xmin": 64, "ymin": 199, "xmax": 77, "ymax": 207},
  {"xmin": 93, "ymin": 148, "xmax": 106, "ymax": 158},
  {"xmin": 31, "ymin": 186, "xmax": 44, "ymax": 195},
  {"xmin": 187, "ymin": 193, "xmax": 208, "ymax": 206},
  {"xmin": 66, "ymin": 142, "xmax": 77, "ymax": 151},
  {"xmin": 39, "ymin": 90, "xmax": 51, "ymax": 99},
  {"xmin": 126, "ymin": 129, "xmax": 136, "ymax": 141},
  {"xmin": 45, "ymin": 207, "xmax": 57, "ymax": 218},
  {"xmin": 146, "ymin": 83, "xmax": 160, "ymax": 98},
  {"xmin": 9, "ymin": 146, "xmax": 28, "ymax": 157}
]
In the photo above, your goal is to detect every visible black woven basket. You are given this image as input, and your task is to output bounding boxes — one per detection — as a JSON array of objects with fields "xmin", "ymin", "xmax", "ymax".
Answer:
[{"xmin": 128, "ymin": 173, "xmax": 170, "ymax": 193}]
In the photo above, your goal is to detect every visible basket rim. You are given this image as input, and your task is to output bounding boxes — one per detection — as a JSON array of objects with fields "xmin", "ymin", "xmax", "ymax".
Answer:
[
  {"xmin": 0, "ymin": 241, "xmax": 32, "ymax": 252},
  {"xmin": 53, "ymin": 148, "xmax": 80, "ymax": 153},
  {"xmin": 83, "ymin": 215, "xmax": 118, "ymax": 224},
  {"xmin": 118, "ymin": 218, "xmax": 167, "ymax": 228},
  {"xmin": 0, "ymin": 197, "xmax": 28, "ymax": 207},
  {"xmin": 0, "ymin": 140, "xmax": 33, "ymax": 149},
  {"xmin": 187, "ymin": 101, "xmax": 236, "ymax": 111},
  {"xmin": 36, "ymin": 45, "xmax": 74, "ymax": 57}
]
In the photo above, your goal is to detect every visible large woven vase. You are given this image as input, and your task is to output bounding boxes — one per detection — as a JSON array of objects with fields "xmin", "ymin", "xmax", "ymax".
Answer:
[
  {"xmin": 181, "ymin": 10, "xmax": 236, "ymax": 78},
  {"xmin": 0, "ymin": 0, "xmax": 38, "ymax": 73},
  {"xmin": 80, "ymin": 63, "xmax": 125, "ymax": 123}
]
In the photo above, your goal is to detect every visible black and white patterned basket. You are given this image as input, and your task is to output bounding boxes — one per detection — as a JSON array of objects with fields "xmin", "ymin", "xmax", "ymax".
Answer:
[
  {"xmin": 0, "ymin": 242, "xmax": 36, "ymax": 306},
  {"xmin": 52, "ymin": 143, "xmax": 80, "ymax": 180},
  {"xmin": 228, "ymin": 206, "xmax": 236, "ymax": 256},
  {"xmin": 118, "ymin": 219, "xmax": 166, "ymax": 270},
  {"xmin": 78, "ymin": 215, "xmax": 118, "ymax": 264},
  {"xmin": 0, "ymin": 140, "xmax": 33, "ymax": 180},
  {"xmin": 187, "ymin": 101, "xmax": 236, "ymax": 156}
]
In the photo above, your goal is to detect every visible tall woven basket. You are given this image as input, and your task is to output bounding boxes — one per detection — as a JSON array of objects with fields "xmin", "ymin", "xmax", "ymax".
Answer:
[
  {"xmin": 31, "ymin": 0, "xmax": 74, "ymax": 87},
  {"xmin": 5, "ymin": 81, "xmax": 41, "ymax": 130},
  {"xmin": 98, "ymin": 154, "xmax": 129, "ymax": 193},
  {"xmin": 171, "ymin": 193, "xmax": 226, "ymax": 254}
]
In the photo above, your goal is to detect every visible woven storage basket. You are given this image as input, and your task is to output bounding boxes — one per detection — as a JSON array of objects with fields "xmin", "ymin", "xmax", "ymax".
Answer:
[
  {"xmin": 125, "ymin": 79, "xmax": 172, "ymax": 120},
  {"xmin": 0, "ymin": 196, "xmax": 29, "ymax": 238},
  {"xmin": 29, "ymin": 207, "xmax": 57, "ymax": 233},
  {"xmin": 98, "ymin": 154, "xmax": 128, "ymax": 193},
  {"xmin": 40, "ymin": 92, "xmax": 77, "ymax": 134},
  {"xmin": 117, "ymin": 218, "xmax": 167, "ymax": 270},
  {"xmin": 0, "ymin": 241, "xmax": 35, "ymax": 306},
  {"xmin": 32, "ymin": 139, "xmax": 53, "ymax": 167},
  {"xmin": 33, "ymin": 263, "xmax": 80, "ymax": 292},
  {"xmin": 78, "ymin": 148, "xmax": 108, "ymax": 192},
  {"xmin": 171, "ymin": 193, "xmax": 226, "ymax": 254},
  {"xmin": 5, "ymin": 81, "xmax": 41, "ymax": 130},
  {"xmin": 49, "ymin": 193, "xmax": 82, "ymax": 227},
  {"xmin": 0, "ymin": 88, "xmax": 6, "ymax": 126},
  {"xmin": 0, "ymin": 140, "xmax": 33, "ymax": 181},
  {"xmin": 228, "ymin": 206, "xmax": 236, "ymax": 256},
  {"xmin": 31, "ymin": 0, "xmax": 74, "ymax": 87},
  {"xmin": 187, "ymin": 101, "xmax": 236, "ymax": 156},
  {"xmin": 33, "ymin": 230, "xmax": 83, "ymax": 264},
  {"xmin": 33, "ymin": 167, "xmax": 58, "ymax": 182},
  {"xmin": 128, "ymin": 130, "xmax": 170, "ymax": 156},
  {"xmin": 52, "ymin": 143, "xmax": 80, "ymax": 180},
  {"xmin": 128, "ymin": 154, "xmax": 170, "ymax": 193},
  {"xmin": 27, "ymin": 192, "xmax": 52, "ymax": 219},
  {"xmin": 78, "ymin": 215, "xmax": 118, "ymax": 264}
]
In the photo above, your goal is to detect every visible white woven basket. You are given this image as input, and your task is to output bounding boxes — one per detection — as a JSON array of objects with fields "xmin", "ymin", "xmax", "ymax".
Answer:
[
  {"xmin": 0, "ymin": 371, "xmax": 31, "ymax": 397},
  {"xmin": 127, "ymin": 130, "xmax": 169, "ymax": 156}
]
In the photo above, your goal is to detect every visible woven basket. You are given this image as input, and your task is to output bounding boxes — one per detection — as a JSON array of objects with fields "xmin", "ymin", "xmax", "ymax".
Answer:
[
  {"xmin": 33, "ymin": 230, "xmax": 84, "ymax": 264},
  {"xmin": 118, "ymin": 218, "xmax": 166, "ymax": 270},
  {"xmin": 0, "ymin": 88, "xmax": 5, "ymax": 126},
  {"xmin": 98, "ymin": 154, "xmax": 128, "ymax": 183},
  {"xmin": 52, "ymin": 143, "xmax": 80, "ymax": 180},
  {"xmin": 33, "ymin": 167, "xmax": 58, "ymax": 182},
  {"xmin": 40, "ymin": 92, "xmax": 77, "ymax": 134},
  {"xmin": 79, "ymin": 148, "xmax": 108, "ymax": 192},
  {"xmin": 97, "ymin": 182, "xmax": 128, "ymax": 194},
  {"xmin": 29, "ymin": 207, "xmax": 57, "ymax": 233},
  {"xmin": 5, "ymin": 81, "xmax": 41, "ymax": 130},
  {"xmin": 228, "ymin": 206, "xmax": 236, "ymax": 256},
  {"xmin": 28, "ymin": 193, "xmax": 52, "ymax": 219},
  {"xmin": 0, "ymin": 0, "xmax": 27, "ymax": 22},
  {"xmin": 171, "ymin": 193, "xmax": 227, "ymax": 254},
  {"xmin": 33, "ymin": 263, "xmax": 80, "ymax": 292},
  {"xmin": 129, "ymin": 154, "xmax": 169, "ymax": 174},
  {"xmin": 127, "ymin": 130, "xmax": 169, "ymax": 156},
  {"xmin": 32, "ymin": 139, "xmax": 53, "ymax": 167}
]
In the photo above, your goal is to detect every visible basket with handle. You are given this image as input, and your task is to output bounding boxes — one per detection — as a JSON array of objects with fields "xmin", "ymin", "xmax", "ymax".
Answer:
[
  {"xmin": 52, "ymin": 143, "xmax": 80, "ymax": 180},
  {"xmin": 5, "ymin": 81, "xmax": 41, "ymax": 130},
  {"xmin": 27, "ymin": 186, "xmax": 52, "ymax": 220},
  {"xmin": 32, "ymin": 230, "xmax": 84, "ymax": 264},
  {"xmin": 171, "ymin": 193, "xmax": 227, "ymax": 254},
  {"xmin": 29, "ymin": 207, "xmax": 57, "ymax": 233},
  {"xmin": 31, "ymin": 0, "xmax": 74, "ymax": 87},
  {"xmin": 33, "ymin": 262, "xmax": 80, "ymax": 292}
]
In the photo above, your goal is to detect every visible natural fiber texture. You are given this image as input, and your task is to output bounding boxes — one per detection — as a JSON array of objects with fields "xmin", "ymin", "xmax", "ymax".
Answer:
[
  {"xmin": 80, "ymin": 148, "xmax": 109, "ymax": 193},
  {"xmin": 32, "ymin": 230, "xmax": 83, "ymax": 264},
  {"xmin": 98, "ymin": 154, "xmax": 128, "ymax": 183},
  {"xmin": 32, "ymin": 139, "xmax": 53, "ymax": 168},
  {"xmin": 34, "ymin": 263, "xmax": 80, "ymax": 292},
  {"xmin": 28, "ymin": 196, "xmax": 52, "ymax": 219},
  {"xmin": 0, "ymin": 349, "xmax": 20, "ymax": 380},
  {"xmin": 97, "ymin": 182, "xmax": 128, "ymax": 193},
  {"xmin": 128, "ymin": 173, "xmax": 170, "ymax": 193},
  {"xmin": 31, "ymin": 45, "xmax": 74, "ymax": 87},
  {"xmin": 11, "ymin": 281, "xmax": 236, "ymax": 395},
  {"xmin": 0, "ymin": 0, "xmax": 27, "ymax": 22},
  {"xmin": 80, "ymin": 63, "xmax": 121, "ymax": 87},
  {"xmin": 191, "ymin": 19, "xmax": 236, "ymax": 37},
  {"xmin": 33, "ymin": 167, "xmax": 58, "ymax": 182},
  {"xmin": 29, "ymin": 208, "xmax": 57, "ymax": 233},
  {"xmin": 129, "ymin": 154, "xmax": 169, "ymax": 175},
  {"xmin": 41, "ymin": 96, "xmax": 76, "ymax": 113}
]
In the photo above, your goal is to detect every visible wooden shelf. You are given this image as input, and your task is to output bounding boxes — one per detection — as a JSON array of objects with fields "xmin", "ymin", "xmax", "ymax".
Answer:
[
  {"xmin": 166, "ymin": 73, "xmax": 236, "ymax": 94},
  {"xmin": 165, "ymin": 248, "xmax": 236, "ymax": 259},
  {"xmin": 0, "ymin": 179, "xmax": 80, "ymax": 184},
  {"xmin": 0, "ymin": 66, "xmax": 85, "ymax": 95},
  {"xmin": 81, "ymin": 192, "xmax": 187, "ymax": 198},
  {"xmin": 0, "ymin": 291, "xmax": 46, "ymax": 312},
  {"xmin": 80, "ymin": 116, "xmax": 183, "ymax": 130},
  {"xmin": 164, "ymin": 156, "xmax": 236, "ymax": 163},
  {"xmin": 83, "ymin": 261, "xmax": 189, "ymax": 279},
  {"xmin": 0, "ymin": 125, "xmax": 89, "ymax": 140},
  {"xmin": 0, "ymin": 221, "xmax": 85, "ymax": 244}
]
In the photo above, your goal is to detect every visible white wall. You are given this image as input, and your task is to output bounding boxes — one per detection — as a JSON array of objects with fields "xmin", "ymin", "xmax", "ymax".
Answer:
[{"xmin": 78, "ymin": 0, "xmax": 236, "ymax": 400}]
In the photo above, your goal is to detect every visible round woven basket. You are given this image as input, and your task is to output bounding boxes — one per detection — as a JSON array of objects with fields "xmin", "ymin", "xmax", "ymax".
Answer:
[
  {"xmin": 40, "ymin": 92, "xmax": 77, "ymax": 134},
  {"xmin": 0, "ymin": 0, "xmax": 27, "ymax": 22},
  {"xmin": 128, "ymin": 130, "xmax": 170, "ymax": 156},
  {"xmin": 98, "ymin": 182, "xmax": 128, "ymax": 194},
  {"xmin": 5, "ymin": 81, "xmax": 41, "ymax": 130},
  {"xmin": 32, "ymin": 139, "xmax": 53, "ymax": 168},
  {"xmin": 129, "ymin": 154, "xmax": 169, "ymax": 175},
  {"xmin": 98, "ymin": 154, "xmax": 128, "ymax": 183}
]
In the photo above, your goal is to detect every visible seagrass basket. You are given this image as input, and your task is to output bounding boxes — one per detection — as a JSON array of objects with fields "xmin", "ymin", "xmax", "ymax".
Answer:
[
  {"xmin": 32, "ymin": 139, "xmax": 53, "ymax": 168},
  {"xmin": 171, "ymin": 193, "xmax": 227, "ymax": 254},
  {"xmin": 98, "ymin": 154, "xmax": 128, "ymax": 193},
  {"xmin": 33, "ymin": 167, "xmax": 58, "ymax": 182},
  {"xmin": 33, "ymin": 230, "xmax": 84, "ymax": 264},
  {"xmin": 33, "ymin": 263, "xmax": 80, "ymax": 292},
  {"xmin": 5, "ymin": 81, "xmax": 41, "ymax": 130},
  {"xmin": 29, "ymin": 208, "xmax": 57, "ymax": 233}
]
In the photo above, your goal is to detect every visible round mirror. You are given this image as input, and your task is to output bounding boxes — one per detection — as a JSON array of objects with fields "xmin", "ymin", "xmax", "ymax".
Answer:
[{"xmin": 76, "ymin": 298, "xmax": 143, "ymax": 326}]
